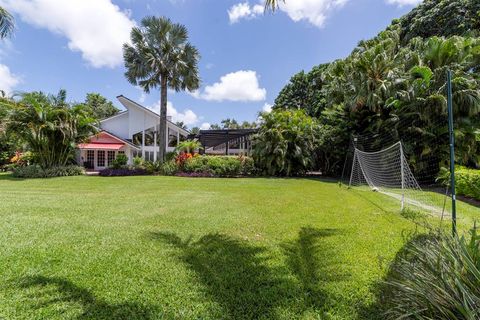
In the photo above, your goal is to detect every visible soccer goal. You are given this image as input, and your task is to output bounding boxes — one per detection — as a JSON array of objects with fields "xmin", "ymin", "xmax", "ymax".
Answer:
[{"xmin": 349, "ymin": 141, "xmax": 447, "ymax": 215}]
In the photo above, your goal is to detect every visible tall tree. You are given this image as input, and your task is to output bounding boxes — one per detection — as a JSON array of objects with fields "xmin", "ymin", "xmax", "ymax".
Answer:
[
  {"xmin": 82, "ymin": 93, "xmax": 119, "ymax": 120},
  {"xmin": 0, "ymin": 6, "xmax": 14, "ymax": 39},
  {"xmin": 123, "ymin": 16, "xmax": 200, "ymax": 162},
  {"xmin": 264, "ymin": 0, "xmax": 283, "ymax": 11}
]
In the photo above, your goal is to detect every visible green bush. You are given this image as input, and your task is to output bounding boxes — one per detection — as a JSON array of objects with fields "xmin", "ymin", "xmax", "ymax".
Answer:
[
  {"xmin": 144, "ymin": 161, "xmax": 162, "ymax": 175},
  {"xmin": 12, "ymin": 165, "xmax": 85, "ymax": 178},
  {"xmin": 253, "ymin": 109, "xmax": 319, "ymax": 176},
  {"xmin": 132, "ymin": 156, "xmax": 144, "ymax": 169},
  {"xmin": 456, "ymin": 167, "xmax": 480, "ymax": 200},
  {"xmin": 160, "ymin": 160, "xmax": 178, "ymax": 176},
  {"xmin": 382, "ymin": 226, "xmax": 480, "ymax": 319},
  {"xmin": 182, "ymin": 156, "xmax": 254, "ymax": 177},
  {"xmin": 110, "ymin": 154, "xmax": 128, "ymax": 169},
  {"xmin": 437, "ymin": 166, "xmax": 480, "ymax": 201}
]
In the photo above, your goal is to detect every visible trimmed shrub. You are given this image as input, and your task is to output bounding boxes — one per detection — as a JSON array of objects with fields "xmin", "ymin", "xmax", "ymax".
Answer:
[
  {"xmin": 382, "ymin": 226, "xmax": 480, "ymax": 319},
  {"xmin": 437, "ymin": 166, "xmax": 480, "ymax": 201},
  {"xmin": 12, "ymin": 165, "xmax": 85, "ymax": 178},
  {"xmin": 456, "ymin": 167, "xmax": 480, "ymax": 200},
  {"xmin": 182, "ymin": 155, "xmax": 255, "ymax": 177},
  {"xmin": 160, "ymin": 160, "xmax": 178, "ymax": 176},
  {"xmin": 99, "ymin": 168, "xmax": 146, "ymax": 176},
  {"xmin": 110, "ymin": 154, "xmax": 128, "ymax": 169}
]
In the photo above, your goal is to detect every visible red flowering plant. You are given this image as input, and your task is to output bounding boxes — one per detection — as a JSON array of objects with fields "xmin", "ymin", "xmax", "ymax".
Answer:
[
  {"xmin": 175, "ymin": 152, "xmax": 195, "ymax": 169},
  {"xmin": 10, "ymin": 151, "xmax": 33, "ymax": 167}
]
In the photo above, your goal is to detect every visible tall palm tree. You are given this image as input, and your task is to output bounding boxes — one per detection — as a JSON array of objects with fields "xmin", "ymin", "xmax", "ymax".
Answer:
[
  {"xmin": 123, "ymin": 16, "xmax": 200, "ymax": 162},
  {"xmin": 0, "ymin": 6, "xmax": 14, "ymax": 39},
  {"xmin": 265, "ymin": 0, "xmax": 283, "ymax": 11}
]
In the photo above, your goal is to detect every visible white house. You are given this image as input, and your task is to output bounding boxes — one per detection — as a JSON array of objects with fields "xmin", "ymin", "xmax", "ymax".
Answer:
[{"xmin": 78, "ymin": 95, "xmax": 189, "ymax": 171}]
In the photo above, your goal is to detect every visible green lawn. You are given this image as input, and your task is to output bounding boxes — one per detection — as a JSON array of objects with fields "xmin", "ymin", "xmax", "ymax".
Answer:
[{"xmin": 0, "ymin": 174, "xmax": 478, "ymax": 320}]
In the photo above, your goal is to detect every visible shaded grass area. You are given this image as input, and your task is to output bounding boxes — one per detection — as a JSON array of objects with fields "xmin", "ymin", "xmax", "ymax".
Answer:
[{"xmin": 0, "ymin": 174, "xmax": 478, "ymax": 319}]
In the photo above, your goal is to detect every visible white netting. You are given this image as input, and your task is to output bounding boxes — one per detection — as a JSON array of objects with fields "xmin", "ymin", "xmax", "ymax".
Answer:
[{"xmin": 349, "ymin": 141, "xmax": 448, "ymax": 216}]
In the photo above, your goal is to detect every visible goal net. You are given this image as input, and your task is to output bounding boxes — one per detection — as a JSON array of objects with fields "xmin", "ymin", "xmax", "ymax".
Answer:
[{"xmin": 349, "ymin": 141, "xmax": 447, "ymax": 215}]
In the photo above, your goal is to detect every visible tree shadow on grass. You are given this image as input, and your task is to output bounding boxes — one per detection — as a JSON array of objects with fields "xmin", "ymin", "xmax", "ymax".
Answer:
[
  {"xmin": 281, "ymin": 227, "xmax": 350, "ymax": 314},
  {"xmin": 150, "ymin": 232, "xmax": 298, "ymax": 319},
  {"xmin": 358, "ymin": 233, "xmax": 435, "ymax": 319},
  {"xmin": 151, "ymin": 228, "xmax": 349, "ymax": 319},
  {"xmin": 16, "ymin": 275, "xmax": 160, "ymax": 319}
]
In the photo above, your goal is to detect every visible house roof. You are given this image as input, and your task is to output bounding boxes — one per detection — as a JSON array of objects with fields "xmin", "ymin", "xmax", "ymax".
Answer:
[
  {"xmin": 116, "ymin": 95, "xmax": 190, "ymax": 136},
  {"xmin": 81, "ymin": 130, "xmax": 141, "ymax": 150}
]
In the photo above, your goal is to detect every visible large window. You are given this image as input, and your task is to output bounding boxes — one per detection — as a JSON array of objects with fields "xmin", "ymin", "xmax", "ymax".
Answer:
[
  {"xmin": 168, "ymin": 128, "xmax": 178, "ymax": 147},
  {"xmin": 145, "ymin": 128, "xmax": 155, "ymax": 146},
  {"xmin": 133, "ymin": 132, "xmax": 142, "ymax": 146},
  {"xmin": 85, "ymin": 150, "xmax": 94, "ymax": 169},
  {"xmin": 132, "ymin": 127, "xmax": 156, "ymax": 146},
  {"xmin": 107, "ymin": 151, "xmax": 115, "ymax": 167},
  {"xmin": 97, "ymin": 151, "xmax": 105, "ymax": 167},
  {"xmin": 144, "ymin": 151, "xmax": 154, "ymax": 162}
]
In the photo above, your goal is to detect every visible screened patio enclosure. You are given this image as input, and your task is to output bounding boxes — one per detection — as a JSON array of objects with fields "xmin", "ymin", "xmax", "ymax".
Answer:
[{"xmin": 189, "ymin": 129, "xmax": 258, "ymax": 156}]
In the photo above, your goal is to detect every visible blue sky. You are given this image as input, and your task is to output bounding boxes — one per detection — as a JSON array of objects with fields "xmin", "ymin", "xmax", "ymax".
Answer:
[{"xmin": 0, "ymin": 0, "xmax": 420, "ymax": 129}]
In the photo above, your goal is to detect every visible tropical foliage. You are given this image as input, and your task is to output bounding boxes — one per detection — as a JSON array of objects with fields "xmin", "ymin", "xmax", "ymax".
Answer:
[
  {"xmin": 382, "ymin": 226, "xmax": 480, "ymax": 319},
  {"xmin": 0, "ymin": 6, "xmax": 14, "ymax": 39},
  {"xmin": 274, "ymin": 18, "xmax": 480, "ymax": 178},
  {"xmin": 123, "ymin": 16, "xmax": 200, "ymax": 162},
  {"xmin": 398, "ymin": 0, "xmax": 480, "ymax": 43},
  {"xmin": 81, "ymin": 93, "xmax": 119, "ymax": 120},
  {"xmin": 181, "ymin": 155, "xmax": 255, "ymax": 177},
  {"xmin": 2, "ymin": 91, "xmax": 97, "ymax": 169},
  {"xmin": 176, "ymin": 139, "xmax": 202, "ymax": 154},
  {"xmin": 253, "ymin": 110, "xmax": 319, "ymax": 176}
]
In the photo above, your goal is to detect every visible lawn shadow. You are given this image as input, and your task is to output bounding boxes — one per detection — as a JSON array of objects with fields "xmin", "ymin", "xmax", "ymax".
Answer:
[
  {"xmin": 15, "ymin": 275, "xmax": 160, "ymax": 319},
  {"xmin": 357, "ymin": 233, "xmax": 434, "ymax": 319},
  {"xmin": 150, "ymin": 231, "xmax": 298, "ymax": 319},
  {"xmin": 281, "ymin": 227, "xmax": 350, "ymax": 313}
]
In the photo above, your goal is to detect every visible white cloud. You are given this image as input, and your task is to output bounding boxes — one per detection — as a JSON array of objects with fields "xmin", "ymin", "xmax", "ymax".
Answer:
[
  {"xmin": 194, "ymin": 70, "xmax": 266, "ymax": 102},
  {"xmin": 228, "ymin": 2, "xmax": 263, "ymax": 24},
  {"xmin": 385, "ymin": 0, "xmax": 422, "ymax": 6},
  {"xmin": 0, "ymin": 64, "xmax": 20, "ymax": 94},
  {"xmin": 147, "ymin": 101, "xmax": 199, "ymax": 126},
  {"xmin": 0, "ymin": 0, "xmax": 136, "ymax": 68},
  {"xmin": 228, "ymin": 0, "xmax": 348, "ymax": 28},
  {"xmin": 262, "ymin": 103, "xmax": 273, "ymax": 113},
  {"xmin": 200, "ymin": 122, "xmax": 211, "ymax": 130}
]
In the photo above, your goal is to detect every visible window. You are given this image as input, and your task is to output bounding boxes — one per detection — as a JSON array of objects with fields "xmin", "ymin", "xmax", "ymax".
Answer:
[
  {"xmin": 107, "ymin": 151, "xmax": 115, "ymax": 166},
  {"xmin": 168, "ymin": 128, "xmax": 178, "ymax": 147},
  {"xmin": 133, "ymin": 132, "xmax": 142, "ymax": 146},
  {"xmin": 118, "ymin": 150, "xmax": 125, "ymax": 155},
  {"xmin": 85, "ymin": 150, "xmax": 94, "ymax": 169},
  {"xmin": 97, "ymin": 151, "xmax": 105, "ymax": 167},
  {"xmin": 145, "ymin": 128, "xmax": 155, "ymax": 146}
]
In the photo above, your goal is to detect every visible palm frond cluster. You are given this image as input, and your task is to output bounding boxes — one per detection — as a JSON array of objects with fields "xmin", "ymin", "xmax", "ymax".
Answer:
[{"xmin": 1, "ymin": 91, "xmax": 97, "ymax": 168}]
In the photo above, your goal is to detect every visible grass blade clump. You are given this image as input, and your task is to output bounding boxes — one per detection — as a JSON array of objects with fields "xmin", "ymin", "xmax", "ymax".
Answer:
[{"xmin": 383, "ymin": 224, "xmax": 480, "ymax": 319}]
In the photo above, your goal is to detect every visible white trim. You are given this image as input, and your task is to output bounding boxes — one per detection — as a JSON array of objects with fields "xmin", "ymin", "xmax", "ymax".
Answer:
[
  {"xmin": 117, "ymin": 95, "xmax": 190, "ymax": 136},
  {"xmin": 99, "ymin": 110, "xmax": 128, "ymax": 123}
]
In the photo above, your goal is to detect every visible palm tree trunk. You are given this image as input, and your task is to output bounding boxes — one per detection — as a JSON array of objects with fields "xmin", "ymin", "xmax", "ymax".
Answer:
[{"xmin": 158, "ymin": 75, "xmax": 168, "ymax": 163}]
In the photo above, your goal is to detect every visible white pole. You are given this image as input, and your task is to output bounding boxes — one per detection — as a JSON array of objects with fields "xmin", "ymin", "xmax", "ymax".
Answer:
[
  {"xmin": 400, "ymin": 142, "xmax": 405, "ymax": 211},
  {"xmin": 349, "ymin": 150, "xmax": 357, "ymax": 187}
]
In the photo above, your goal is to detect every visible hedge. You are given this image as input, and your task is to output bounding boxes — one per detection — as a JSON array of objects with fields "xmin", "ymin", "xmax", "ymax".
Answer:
[
  {"xmin": 455, "ymin": 167, "xmax": 480, "ymax": 201},
  {"xmin": 99, "ymin": 168, "xmax": 147, "ymax": 177},
  {"xmin": 181, "ymin": 156, "xmax": 255, "ymax": 177},
  {"xmin": 12, "ymin": 165, "xmax": 85, "ymax": 178}
]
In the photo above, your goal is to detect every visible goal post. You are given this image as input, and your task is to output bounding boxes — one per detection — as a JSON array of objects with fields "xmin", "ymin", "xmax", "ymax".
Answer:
[{"xmin": 349, "ymin": 141, "xmax": 445, "ymax": 215}]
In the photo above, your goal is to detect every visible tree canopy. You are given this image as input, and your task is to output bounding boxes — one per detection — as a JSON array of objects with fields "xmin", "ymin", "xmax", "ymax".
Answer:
[
  {"xmin": 82, "ymin": 93, "xmax": 119, "ymax": 120},
  {"xmin": 123, "ymin": 16, "xmax": 200, "ymax": 162},
  {"xmin": 271, "ymin": 0, "xmax": 480, "ymax": 177}
]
